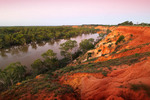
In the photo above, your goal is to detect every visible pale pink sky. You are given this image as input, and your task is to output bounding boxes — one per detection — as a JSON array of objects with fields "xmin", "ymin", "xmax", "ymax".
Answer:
[{"xmin": 0, "ymin": 0, "xmax": 150, "ymax": 26}]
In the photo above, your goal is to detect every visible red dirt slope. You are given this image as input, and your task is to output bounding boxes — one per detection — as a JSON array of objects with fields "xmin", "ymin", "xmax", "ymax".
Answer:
[
  {"xmin": 81, "ymin": 57, "xmax": 150, "ymax": 100},
  {"xmin": 95, "ymin": 26, "xmax": 150, "ymax": 62},
  {"xmin": 61, "ymin": 26, "xmax": 150, "ymax": 100}
]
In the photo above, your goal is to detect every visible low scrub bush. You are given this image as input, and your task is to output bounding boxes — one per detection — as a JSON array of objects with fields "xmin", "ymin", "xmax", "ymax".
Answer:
[
  {"xmin": 115, "ymin": 35, "xmax": 125, "ymax": 45},
  {"xmin": 130, "ymin": 83, "xmax": 150, "ymax": 96}
]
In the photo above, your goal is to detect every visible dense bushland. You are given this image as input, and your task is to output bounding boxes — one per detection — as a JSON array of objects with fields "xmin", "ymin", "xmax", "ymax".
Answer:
[{"xmin": 0, "ymin": 26, "xmax": 98, "ymax": 49}]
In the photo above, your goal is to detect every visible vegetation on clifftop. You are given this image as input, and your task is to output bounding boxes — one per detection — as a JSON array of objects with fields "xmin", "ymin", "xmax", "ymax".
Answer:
[{"xmin": 118, "ymin": 21, "xmax": 150, "ymax": 26}]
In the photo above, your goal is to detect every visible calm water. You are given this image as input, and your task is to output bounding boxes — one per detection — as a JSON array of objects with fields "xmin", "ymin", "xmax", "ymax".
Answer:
[{"xmin": 0, "ymin": 33, "xmax": 99, "ymax": 69}]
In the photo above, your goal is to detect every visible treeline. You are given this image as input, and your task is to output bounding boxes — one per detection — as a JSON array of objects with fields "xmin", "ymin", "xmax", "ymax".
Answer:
[
  {"xmin": 0, "ymin": 26, "xmax": 99, "ymax": 49},
  {"xmin": 118, "ymin": 21, "xmax": 150, "ymax": 26},
  {"xmin": 81, "ymin": 24, "xmax": 116, "ymax": 26}
]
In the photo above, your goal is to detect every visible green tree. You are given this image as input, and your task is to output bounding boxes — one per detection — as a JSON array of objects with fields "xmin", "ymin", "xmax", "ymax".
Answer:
[
  {"xmin": 118, "ymin": 21, "xmax": 133, "ymax": 26},
  {"xmin": 79, "ymin": 38, "xmax": 94, "ymax": 53},
  {"xmin": 12, "ymin": 33, "xmax": 26, "ymax": 45},
  {"xmin": 43, "ymin": 58, "xmax": 59, "ymax": 71},
  {"xmin": 41, "ymin": 49, "xmax": 56, "ymax": 59},
  {"xmin": 106, "ymin": 29, "xmax": 111, "ymax": 34},
  {"xmin": 3, "ymin": 62, "xmax": 26, "ymax": 86},
  {"xmin": 0, "ymin": 62, "xmax": 26, "ymax": 91},
  {"xmin": 0, "ymin": 69, "xmax": 8, "ymax": 89},
  {"xmin": 41, "ymin": 49, "xmax": 59, "ymax": 70},
  {"xmin": 35, "ymin": 33, "xmax": 44, "ymax": 43},
  {"xmin": 0, "ymin": 38, "xmax": 3, "ymax": 48},
  {"xmin": 4, "ymin": 34, "xmax": 11, "ymax": 47},
  {"xmin": 31, "ymin": 59, "xmax": 45, "ymax": 75},
  {"xmin": 60, "ymin": 40, "xmax": 77, "ymax": 61}
]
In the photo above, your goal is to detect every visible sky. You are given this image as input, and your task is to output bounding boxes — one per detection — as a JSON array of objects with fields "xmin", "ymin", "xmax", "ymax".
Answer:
[{"xmin": 0, "ymin": 0, "xmax": 150, "ymax": 26}]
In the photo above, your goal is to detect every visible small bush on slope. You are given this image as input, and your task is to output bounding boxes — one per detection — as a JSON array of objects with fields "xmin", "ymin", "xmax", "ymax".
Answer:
[
  {"xmin": 130, "ymin": 83, "xmax": 150, "ymax": 96},
  {"xmin": 115, "ymin": 35, "xmax": 125, "ymax": 45}
]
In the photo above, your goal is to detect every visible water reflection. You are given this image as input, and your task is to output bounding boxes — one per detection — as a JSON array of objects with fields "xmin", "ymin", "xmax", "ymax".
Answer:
[
  {"xmin": 0, "ymin": 50, "xmax": 8, "ymax": 57},
  {"xmin": 48, "ymin": 40, "xmax": 55, "ymax": 45},
  {"xmin": 38, "ymin": 41, "xmax": 46, "ymax": 47},
  {"xmin": 18, "ymin": 45, "xmax": 29, "ymax": 53},
  {"xmin": 0, "ymin": 33, "xmax": 99, "ymax": 69},
  {"xmin": 31, "ymin": 42, "xmax": 37, "ymax": 50}
]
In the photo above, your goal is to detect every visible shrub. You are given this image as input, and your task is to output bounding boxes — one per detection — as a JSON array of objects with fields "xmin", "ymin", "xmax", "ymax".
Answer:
[
  {"xmin": 129, "ymin": 58, "xmax": 139, "ymax": 64},
  {"xmin": 79, "ymin": 38, "xmax": 94, "ymax": 53},
  {"xmin": 115, "ymin": 35, "xmax": 125, "ymax": 45},
  {"xmin": 0, "ymin": 62, "xmax": 27, "ymax": 91},
  {"xmin": 54, "ymin": 84, "xmax": 74, "ymax": 96},
  {"xmin": 120, "ymin": 49, "xmax": 128, "ymax": 53},
  {"xmin": 135, "ymin": 53, "xmax": 140, "ymax": 57},
  {"xmin": 101, "ymin": 54, "xmax": 106, "ymax": 56},
  {"xmin": 87, "ymin": 53, "xmax": 93, "ymax": 60},
  {"xmin": 118, "ymin": 21, "xmax": 133, "ymax": 26},
  {"xmin": 106, "ymin": 29, "xmax": 111, "ymax": 34},
  {"xmin": 103, "ymin": 42, "xmax": 106, "ymax": 45},
  {"xmin": 31, "ymin": 59, "xmax": 46, "ymax": 75},
  {"xmin": 107, "ymin": 66, "xmax": 112, "ymax": 70},
  {"xmin": 102, "ymin": 71, "xmax": 108, "ymax": 76},
  {"xmin": 30, "ymin": 87, "xmax": 39, "ymax": 94},
  {"xmin": 99, "ymin": 33, "xmax": 105, "ymax": 37},
  {"xmin": 108, "ymin": 44, "xmax": 112, "ymax": 48},
  {"xmin": 130, "ymin": 83, "xmax": 150, "ymax": 96},
  {"xmin": 88, "ymin": 53, "xmax": 92, "ymax": 57},
  {"xmin": 112, "ymin": 51, "xmax": 117, "ymax": 54},
  {"xmin": 98, "ymin": 49, "xmax": 101, "ymax": 52}
]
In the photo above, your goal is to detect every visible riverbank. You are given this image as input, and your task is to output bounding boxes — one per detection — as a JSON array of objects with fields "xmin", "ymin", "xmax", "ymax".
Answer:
[{"xmin": 0, "ymin": 33, "xmax": 99, "ymax": 69}]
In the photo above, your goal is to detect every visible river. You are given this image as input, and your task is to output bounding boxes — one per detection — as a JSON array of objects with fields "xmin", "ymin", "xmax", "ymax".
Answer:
[{"xmin": 0, "ymin": 33, "xmax": 99, "ymax": 69}]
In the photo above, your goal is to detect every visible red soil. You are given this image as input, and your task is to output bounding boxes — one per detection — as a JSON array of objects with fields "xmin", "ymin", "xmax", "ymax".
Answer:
[
  {"xmin": 61, "ymin": 73, "xmax": 104, "ymax": 91},
  {"xmin": 116, "ymin": 26, "xmax": 150, "ymax": 47},
  {"xmin": 61, "ymin": 26, "xmax": 150, "ymax": 100},
  {"xmin": 81, "ymin": 57, "xmax": 150, "ymax": 100},
  {"xmin": 96, "ymin": 26, "xmax": 150, "ymax": 62}
]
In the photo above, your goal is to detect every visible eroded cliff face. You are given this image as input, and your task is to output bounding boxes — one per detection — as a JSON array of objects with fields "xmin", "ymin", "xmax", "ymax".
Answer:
[
  {"xmin": 61, "ymin": 26, "xmax": 150, "ymax": 100},
  {"xmin": 61, "ymin": 57, "xmax": 150, "ymax": 100},
  {"xmin": 92, "ymin": 26, "xmax": 150, "ymax": 62},
  {"xmin": 81, "ymin": 57, "xmax": 150, "ymax": 100}
]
